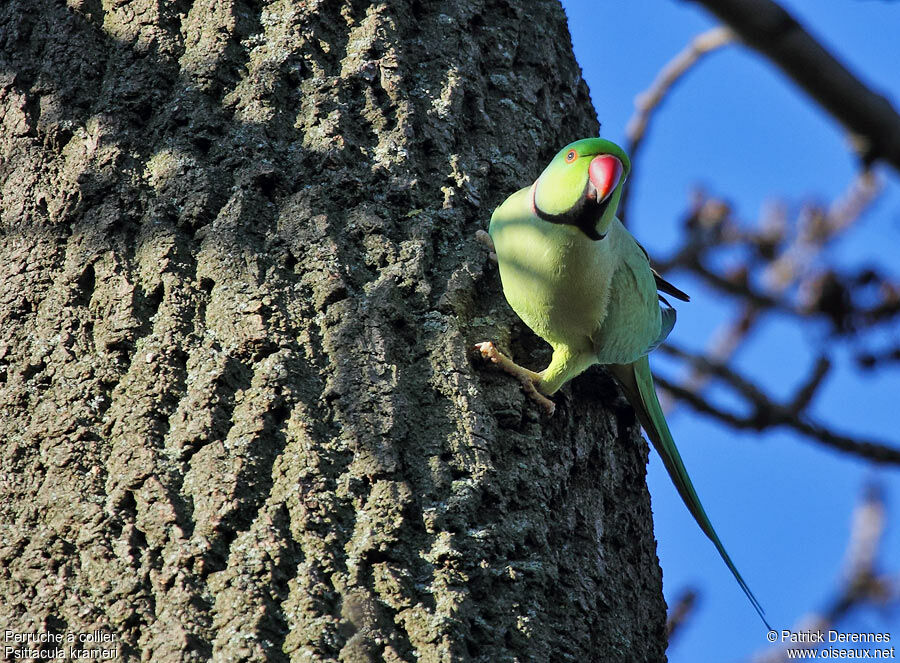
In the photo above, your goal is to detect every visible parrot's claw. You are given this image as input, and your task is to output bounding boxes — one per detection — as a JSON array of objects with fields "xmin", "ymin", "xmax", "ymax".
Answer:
[
  {"xmin": 474, "ymin": 341, "xmax": 556, "ymax": 416},
  {"xmin": 475, "ymin": 230, "xmax": 498, "ymax": 263},
  {"xmin": 518, "ymin": 376, "xmax": 556, "ymax": 416}
]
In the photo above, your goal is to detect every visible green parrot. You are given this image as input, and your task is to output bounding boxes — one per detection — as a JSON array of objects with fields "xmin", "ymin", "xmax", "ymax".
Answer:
[{"xmin": 476, "ymin": 137, "xmax": 768, "ymax": 627}]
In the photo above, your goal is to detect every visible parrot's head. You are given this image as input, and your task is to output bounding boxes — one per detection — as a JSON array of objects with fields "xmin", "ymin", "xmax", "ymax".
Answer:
[{"xmin": 531, "ymin": 137, "xmax": 631, "ymax": 240}]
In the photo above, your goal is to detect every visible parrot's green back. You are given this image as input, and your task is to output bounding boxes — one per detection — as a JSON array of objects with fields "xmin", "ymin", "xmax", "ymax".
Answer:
[{"xmin": 481, "ymin": 137, "xmax": 769, "ymax": 627}]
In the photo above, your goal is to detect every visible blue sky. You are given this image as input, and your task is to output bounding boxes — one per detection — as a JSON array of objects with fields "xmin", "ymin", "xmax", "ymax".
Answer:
[{"xmin": 559, "ymin": 1, "xmax": 900, "ymax": 659}]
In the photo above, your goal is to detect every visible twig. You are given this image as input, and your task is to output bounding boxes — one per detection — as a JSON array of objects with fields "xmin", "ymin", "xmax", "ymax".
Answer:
[
  {"xmin": 621, "ymin": 27, "xmax": 735, "ymax": 223},
  {"xmin": 786, "ymin": 356, "xmax": 830, "ymax": 413},
  {"xmin": 822, "ymin": 170, "xmax": 881, "ymax": 237},
  {"xmin": 664, "ymin": 172, "xmax": 883, "ymax": 411},
  {"xmin": 767, "ymin": 172, "xmax": 881, "ymax": 293},
  {"xmin": 666, "ymin": 588, "xmax": 699, "ymax": 643},
  {"xmin": 856, "ymin": 346, "xmax": 900, "ymax": 370}
]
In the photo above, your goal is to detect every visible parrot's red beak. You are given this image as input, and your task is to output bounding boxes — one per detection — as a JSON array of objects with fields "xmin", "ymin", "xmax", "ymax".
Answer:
[{"xmin": 588, "ymin": 155, "xmax": 623, "ymax": 203}]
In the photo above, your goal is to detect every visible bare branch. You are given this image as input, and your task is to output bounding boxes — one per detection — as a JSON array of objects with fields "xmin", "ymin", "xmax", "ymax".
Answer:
[
  {"xmin": 666, "ymin": 588, "xmax": 699, "ymax": 643},
  {"xmin": 822, "ymin": 171, "xmax": 882, "ymax": 238},
  {"xmin": 841, "ymin": 483, "xmax": 885, "ymax": 584},
  {"xmin": 791, "ymin": 417, "xmax": 900, "ymax": 466},
  {"xmin": 682, "ymin": 305, "xmax": 760, "ymax": 393},
  {"xmin": 652, "ymin": 176, "xmax": 893, "ymax": 470},
  {"xmin": 769, "ymin": 171, "xmax": 882, "ymax": 294},
  {"xmin": 626, "ymin": 27, "xmax": 735, "ymax": 158},
  {"xmin": 786, "ymin": 356, "xmax": 831, "ymax": 413},
  {"xmin": 622, "ymin": 27, "xmax": 735, "ymax": 222},
  {"xmin": 685, "ymin": 0, "xmax": 900, "ymax": 172},
  {"xmin": 660, "ymin": 173, "xmax": 883, "ymax": 323},
  {"xmin": 655, "ymin": 345, "xmax": 900, "ymax": 465},
  {"xmin": 688, "ymin": 259, "xmax": 791, "ymax": 311}
]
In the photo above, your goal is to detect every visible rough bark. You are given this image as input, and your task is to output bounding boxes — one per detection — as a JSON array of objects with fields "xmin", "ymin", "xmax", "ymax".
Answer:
[{"xmin": 0, "ymin": 1, "xmax": 666, "ymax": 661}]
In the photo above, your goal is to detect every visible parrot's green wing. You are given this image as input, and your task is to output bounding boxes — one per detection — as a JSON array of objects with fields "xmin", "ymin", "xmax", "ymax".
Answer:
[
  {"xmin": 607, "ymin": 357, "xmax": 770, "ymax": 629},
  {"xmin": 646, "ymin": 296, "xmax": 677, "ymax": 354}
]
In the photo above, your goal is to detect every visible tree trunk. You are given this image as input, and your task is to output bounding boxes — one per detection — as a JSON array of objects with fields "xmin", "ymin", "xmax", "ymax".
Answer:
[{"xmin": 0, "ymin": 1, "xmax": 666, "ymax": 661}]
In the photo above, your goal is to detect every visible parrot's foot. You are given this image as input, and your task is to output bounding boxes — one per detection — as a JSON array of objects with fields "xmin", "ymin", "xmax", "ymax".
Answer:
[
  {"xmin": 474, "ymin": 341, "xmax": 555, "ymax": 415},
  {"xmin": 475, "ymin": 230, "xmax": 497, "ymax": 263}
]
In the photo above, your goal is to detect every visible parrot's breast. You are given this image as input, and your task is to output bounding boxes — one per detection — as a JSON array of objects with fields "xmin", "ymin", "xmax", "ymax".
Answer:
[
  {"xmin": 489, "ymin": 188, "xmax": 663, "ymax": 365},
  {"xmin": 489, "ymin": 189, "xmax": 614, "ymax": 353}
]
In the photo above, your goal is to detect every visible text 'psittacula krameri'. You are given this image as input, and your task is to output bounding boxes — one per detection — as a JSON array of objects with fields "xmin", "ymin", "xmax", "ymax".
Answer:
[{"xmin": 476, "ymin": 137, "xmax": 769, "ymax": 627}]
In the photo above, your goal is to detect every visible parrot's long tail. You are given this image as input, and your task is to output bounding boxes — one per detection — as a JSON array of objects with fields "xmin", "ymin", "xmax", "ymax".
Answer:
[{"xmin": 609, "ymin": 355, "xmax": 771, "ymax": 629}]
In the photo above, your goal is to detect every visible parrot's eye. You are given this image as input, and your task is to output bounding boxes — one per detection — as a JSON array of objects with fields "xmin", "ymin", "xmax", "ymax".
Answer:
[{"xmin": 565, "ymin": 150, "xmax": 577, "ymax": 163}]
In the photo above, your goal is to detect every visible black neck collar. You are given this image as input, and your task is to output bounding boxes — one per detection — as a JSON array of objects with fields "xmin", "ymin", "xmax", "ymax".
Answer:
[{"xmin": 530, "ymin": 182, "xmax": 606, "ymax": 241}]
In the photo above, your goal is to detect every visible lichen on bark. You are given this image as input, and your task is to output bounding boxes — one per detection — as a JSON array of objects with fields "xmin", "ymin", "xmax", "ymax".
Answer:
[{"xmin": 0, "ymin": 0, "xmax": 666, "ymax": 661}]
